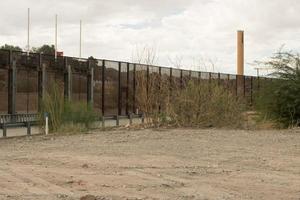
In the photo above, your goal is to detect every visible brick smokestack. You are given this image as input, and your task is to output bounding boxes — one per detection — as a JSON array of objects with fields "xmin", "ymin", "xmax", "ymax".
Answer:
[{"xmin": 237, "ymin": 30, "xmax": 244, "ymax": 75}]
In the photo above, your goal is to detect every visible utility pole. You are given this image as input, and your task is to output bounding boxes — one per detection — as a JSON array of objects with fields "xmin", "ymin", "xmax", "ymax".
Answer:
[
  {"xmin": 79, "ymin": 20, "xmax": 82, "ymax": 58},
  {"xmin": 27, "ymin": 8, "xmax": 30, "ymax": 56}
]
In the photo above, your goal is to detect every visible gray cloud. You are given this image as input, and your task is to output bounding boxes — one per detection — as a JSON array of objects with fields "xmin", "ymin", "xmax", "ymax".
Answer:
[{"xmin": 0, "ymin": 0, "xmax": 299, "ymax": 75}]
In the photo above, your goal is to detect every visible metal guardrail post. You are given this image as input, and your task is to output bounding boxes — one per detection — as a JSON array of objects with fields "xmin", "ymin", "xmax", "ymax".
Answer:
[
  {"xmin": 116, "ymin": 115, "xmax": 119, "ymax": 126},
  {"xmin": 129, "ymin": 113, "xmax": 133, "ymax": 125},
  {"xmin": 141, "ymin": 113, "xmax": 145, "ymax": 124},
  {"xmin": 27, "ymin": 122, "xmax": 31, "ymax": 135},
  {"xmin": 2, "ymin": 123, "xmax": 7, "ymax": 138},
  {"xmin": 102, "ymin": 117, "xmax": 105, "ymax": 128}
]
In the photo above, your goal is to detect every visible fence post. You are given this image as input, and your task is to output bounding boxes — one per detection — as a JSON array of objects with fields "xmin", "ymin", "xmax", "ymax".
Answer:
[
  {"xmin": 250, "ymin": 76, "xmax": 253, "ymax": 105},
  {"xmin": 118, "ymin": 62, "xmax": 122, "ymax": 115},
  {"xmin": 63, "ymin": 57, "xmax": 68, "ymax": 101},
  {"xmin": 243, "ymin": 75, "xmax": 246, "ymax": 97},
  {"xmin": 37, "ymin": 54, "xmax": 43, "ymax": 111},
  {"xmin": 102, "ymin": 60, "xmax": 105, "ymax": 116},
  {"xmin": 158, "ymin": 67, "xmax": 162, "ymax": 113},
  {"xmin": 146, "ymin": 65, "xmax": 149, "ymax": 97},
  {"xmin": 87, "ymin": 59, "xmax": 94, "ymax": 105},
  {"xmin": 133, "ymin": 64, "xmax": 136, "ymax": 114},
  {"xmin": 8, "ymin": 51, "xmax": 16, "ymax": 115},
  {"xmin": 64, "ymin": 57, "xmax": 72, "ymax": 101},
  {"xmin": 126, "ymin": 63, "xmax": 129, "ymax": 115},
  {"xmin": 170, "ymin": 68, "xmax": 173, "ymax": 94},
  {"xmin": 180, "ymin": 70, "xmax": 183, "ymax": 89},
  {"xmin": 235, "ymin": 75, "xmax": 238, "ymax": 97}
]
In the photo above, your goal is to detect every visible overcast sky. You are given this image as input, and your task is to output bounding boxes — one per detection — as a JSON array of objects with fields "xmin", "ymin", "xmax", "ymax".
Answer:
[{"xmin": 0, "ymin": 0, "xmax": 299, "ymax": 75}]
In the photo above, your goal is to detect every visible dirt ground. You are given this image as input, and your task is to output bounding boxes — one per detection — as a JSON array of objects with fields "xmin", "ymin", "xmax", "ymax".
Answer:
[{"xmin": 0, "ymin": 128, "xmax": 299, "ymax": 200}]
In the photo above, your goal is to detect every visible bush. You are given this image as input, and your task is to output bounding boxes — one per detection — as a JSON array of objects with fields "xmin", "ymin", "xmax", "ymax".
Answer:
[
  {"xmin": 136, "ymin": 73, "xmax": 245, "ymax": 128},
  {"xmin": 40, "ymin": 83, "xmax": 101, "ymax": 132},
  {"xmin": 168, "ymin": 82, "xmax": 245, "ymax": 128},
  {"xmin": 255, "ymin": 51, "xmax": 300, "ymax": 127}
]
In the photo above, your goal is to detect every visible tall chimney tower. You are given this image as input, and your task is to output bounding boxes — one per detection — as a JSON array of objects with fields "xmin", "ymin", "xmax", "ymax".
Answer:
[{"xmin": 237, "ymin": 30, "xmax": 244, "ymax": 75}]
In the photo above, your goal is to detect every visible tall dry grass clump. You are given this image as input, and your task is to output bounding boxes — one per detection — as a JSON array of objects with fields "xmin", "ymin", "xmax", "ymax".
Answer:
[
  {"xmin": 136, "ymin": 71, "xmax": 170, "ymax": 125},
  {"xmin": 136, "ymin": 75, "xmax": 245, "ymax": 128},
  {"xmin": 168, "ymin": 81, "xmax": 245, "ymax": 128},
  {"xmin": 40, "ymin": 83, "xmax": 101, "ymax": 133}
]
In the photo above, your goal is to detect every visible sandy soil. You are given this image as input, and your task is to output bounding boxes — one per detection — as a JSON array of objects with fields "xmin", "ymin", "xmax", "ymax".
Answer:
[{"xmin": 0, "ymin": 128, "xmax": 299, "ymax": 200}]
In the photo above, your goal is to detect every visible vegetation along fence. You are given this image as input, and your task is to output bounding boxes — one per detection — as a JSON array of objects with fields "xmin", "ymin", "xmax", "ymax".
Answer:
[{"xmin": 0, "ymin": 49, "xmax": 269, "ymax": 117}]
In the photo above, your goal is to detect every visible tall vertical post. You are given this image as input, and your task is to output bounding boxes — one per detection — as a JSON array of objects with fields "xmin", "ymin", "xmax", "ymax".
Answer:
[
  {"xmin": 158, "ymin": 67, "xmax": 162, "ymax": 113},
  {"xmin": 180, "ymin": 70, "xmax": 183, "ymax": 89},
  {"xmin": 170, "ymin": 68, "xmax": 173, "ymax": 93},
  {"xmin": 79, "ymin": 20, "xmax": 82, "ymax": 58},
  {"xmin": 64, "ymin": 58, "xmax": 72, "ymax": 101},
  {"xmin": 37, "ymin": 53, "xmax": 44, "ymax": 111},
  {"xmin": 146, "ymin": 65, "xmax": 149, "ymax": 98},
  {"xmin": 102, "ymin": 60, "xmax": 105, "ymax": 116},
  {"xmin": 8, "ymin": 51, "xmax": 16, "ymax": 115},
  {"xmin": 87, "ymin": 59, "xmax": 94, "ymax": 105},
  {"xmin": 27, "ymin": 8, "xmax": 30, "ymax": 56},
  {"xmin": 118, "ymin": 62, "xmax": 122, "ymax": 115},
  {"xmin": 42, "ymin": 64, "xmax": 46, "ymax": 95},
  {"xmin": 133, "ymin": 64, "xmax": 136, "ymax": 114},
  {"xmin": 237, "ymin": 30, "xmax": 244, "ymax": 76},
  {"xmin": 126, "ymin": 63, "xmax": 129, "ymax": 115},
  {"xmin": 237, "ymin": 30, "xmax": 245, "ymax": 98}
]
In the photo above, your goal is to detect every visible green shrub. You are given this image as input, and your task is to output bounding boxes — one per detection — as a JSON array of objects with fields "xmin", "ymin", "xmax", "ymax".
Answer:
[
  {"xmin": 40, "ymin": 83, "xmax": 101, "ymax": 132},
  {"xmin": 255, "ymin": 51, "xmax": 300, "ymax": 127}
]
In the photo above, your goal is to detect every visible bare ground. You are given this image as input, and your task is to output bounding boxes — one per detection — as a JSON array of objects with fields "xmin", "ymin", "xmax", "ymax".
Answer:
[{"xmin": 0, "ymin": 128, "xmax": 299, "ymax": 200}]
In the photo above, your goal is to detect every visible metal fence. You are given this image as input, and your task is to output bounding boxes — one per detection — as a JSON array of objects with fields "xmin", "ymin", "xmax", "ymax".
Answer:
[{"xmin": 0, "ymin": 49, "xmax": 269, "ymax": 117}]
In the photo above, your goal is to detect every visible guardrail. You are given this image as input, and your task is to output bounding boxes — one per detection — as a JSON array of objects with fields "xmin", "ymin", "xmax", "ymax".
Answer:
[{"xmin": 0, "ymin": 113, "xmax": 39, "ymax": 137}]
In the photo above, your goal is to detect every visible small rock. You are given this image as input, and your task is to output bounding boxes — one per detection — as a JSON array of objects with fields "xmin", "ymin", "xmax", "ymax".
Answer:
[
  {"xmin": 82, "ymin": 163, "xmax": 89, "ymax": 168},
  {"xmin": 80, "ymin": 194, "xmax": 97, "ymax": 200}
]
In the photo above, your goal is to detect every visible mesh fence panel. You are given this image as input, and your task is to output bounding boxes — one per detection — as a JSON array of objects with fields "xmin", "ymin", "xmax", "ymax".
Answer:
[
  {"xmin": 0, "ymin": 50, "xmax": 9, "ymax": 114},
  {"xmin": 245, "ymin": 76, "xmax": 252, "ymax": 104},
  {"xmin": 15, "ymin": 52, "xmax": 39, "ymax": 114},
  {"xmin": 0, "ymin": 50, "xmax": 273, "ymax": 116},
  {"xmin": 135, "ymin": 64, "xmax": 148, "ymax": 114},
  {"xmin": 160, "ymin": 67, "xmax": 171, "ymax": 111},
  {"xmin": 120, "ymin": 62, "xmax": 128, "ymax": 115},
  {"xmin": 93, "ymin": 60, "xmax": 103, "ymax": 114},
  {"xmin": 0, "ymin": 68, "xmax": 8, "ymax": 114},
  {"xmin": 104, "ymin": 61, "xmax": 119, "ymax": 116},
  {"xmin": 229, "ymin": 75, "xmax": 237, "ymax": 96},
  {"xmin": 182, "ymin": 70, "xmax": 190, "ymax": 87},
  {"xmin": 220, "ymin": 73, "xmax": 229, "ymax": 90},
  {"xmin": 128, "ymin": 63, "xmax": 135, "ymax": 113}
]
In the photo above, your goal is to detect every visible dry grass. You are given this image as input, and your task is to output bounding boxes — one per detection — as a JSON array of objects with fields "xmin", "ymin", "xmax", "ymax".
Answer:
[{"xmin": 136, "ymin": 74, "xmax": 246, "ymax": 128}]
